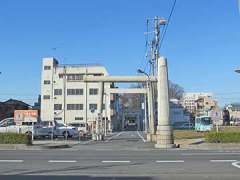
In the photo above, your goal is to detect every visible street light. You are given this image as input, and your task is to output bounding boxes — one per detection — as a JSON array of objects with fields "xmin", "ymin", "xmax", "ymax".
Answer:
[
  {"xmin": 137, "ymin": 69, "xmax": 153, "ymax": 134},
  {"xmin": 137, "ymin": 69, "xmax": 149, "ymax": 77},
  {"xmin": 235, "ymin": 68, "xmax": 240, "ymax": 73}
]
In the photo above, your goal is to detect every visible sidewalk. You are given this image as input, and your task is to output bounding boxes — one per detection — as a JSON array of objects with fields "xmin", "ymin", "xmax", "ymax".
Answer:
[
  {"xmin": 0, "ymin": 139, "xmax": 90, "ymax": 150},
  {"xmin": 176, "ymin": 138, "xmax": 240, "ymax": 150},
  {"xmin": 1, "ymin": 138, "xmax": 240, "ymax": 151}
]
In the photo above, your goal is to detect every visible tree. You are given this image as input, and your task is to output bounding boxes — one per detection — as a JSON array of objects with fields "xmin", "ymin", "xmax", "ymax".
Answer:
[
  {"xmin": 119, "ymin": 83, "xmax": 144, "ymax": 111},
  {"xmin": 151, "ymin": 81, "xmax": 184, "ymax": 100},
  {"xmin": 169, "ymin": 81, "xmax": 184, "ymax": 100},
  {"xmin": 119, "ymin": 81, "xmax": 184, "ymax": 111}
]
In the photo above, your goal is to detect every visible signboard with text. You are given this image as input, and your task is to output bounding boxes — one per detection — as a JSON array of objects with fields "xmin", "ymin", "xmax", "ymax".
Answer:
[{"xmin": 14, "ymin": 110, "xmax": 38, "ymax": 125}]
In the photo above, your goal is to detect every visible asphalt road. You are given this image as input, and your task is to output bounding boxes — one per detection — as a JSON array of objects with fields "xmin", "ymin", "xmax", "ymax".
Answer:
[{"xmin": 0, "ymin": 131, "xmax": 240, "ymax": 180}]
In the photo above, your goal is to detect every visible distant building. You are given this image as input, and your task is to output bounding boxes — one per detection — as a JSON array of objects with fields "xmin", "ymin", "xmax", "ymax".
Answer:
[
  {"xmin": 0, "ymin": 99, "xmax": 30, "ymax": 121},
  {"xmin": 40, "ymin": 57, "xmax": 118, "ymax": 132},
  {"xmin": 181, "ymin": 92, "xmax": 214, "ymax": 115},
  {"xmin": 195, "ymin": 96, "xmax": 217, "ymax": 116},
  {"xmin": 209, "ymin": 107, "xmax": 223, "ymax": 126},
  {"xmin": 222, "ymin": 109, "xmax": 230, "ymax": 125},
  {"xmin": 225, "ymin": 103, "xmax": 240, "ymax": 125},
  {"xmin": 32, "ymin": 95, "xmax": 41, "ymax": 116},
  {"xmin": 170, "ymin": 99, "xmax": 190, "ymax": 126}
]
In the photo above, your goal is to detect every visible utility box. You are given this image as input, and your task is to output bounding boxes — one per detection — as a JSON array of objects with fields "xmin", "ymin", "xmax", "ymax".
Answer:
[{"xmin": 14, "ymin": 110, "xmax": 38, "ymax": 125}]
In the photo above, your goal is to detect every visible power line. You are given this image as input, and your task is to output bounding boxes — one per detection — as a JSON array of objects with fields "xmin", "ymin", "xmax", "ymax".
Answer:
[{"xmin": 159, "ymin": 0, "xmax": 177, "ymax": 50}]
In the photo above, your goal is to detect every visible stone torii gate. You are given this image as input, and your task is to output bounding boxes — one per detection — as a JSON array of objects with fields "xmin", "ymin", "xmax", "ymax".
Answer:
[{"xmin": 84, "ymin": 57, "xmax": 175, "ymax": 148}]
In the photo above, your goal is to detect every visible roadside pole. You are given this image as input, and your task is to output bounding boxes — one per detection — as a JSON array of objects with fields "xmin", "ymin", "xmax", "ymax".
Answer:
[
  {"xmin": 51, "ymin": 125, "xmax": 54, "ymax": 141},
  {"xmin": 144, "ymin": 93, "xmax": 148, "ymax": 133},
  {"xmin": 104, "ymin": 92, "xmax": 107, "ymax": 137},
  {"xmin": 216, "ymin": 118, "xmax": 219, "ymax": 133},
  {"xmin": 31, "ymin": 124, "xmax": 34, "ymax": 142}
]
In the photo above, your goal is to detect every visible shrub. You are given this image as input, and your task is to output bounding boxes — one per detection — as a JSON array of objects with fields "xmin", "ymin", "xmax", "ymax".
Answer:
[
  {"xmin": 0, "ymin": 133, "xmax": 29, "ymax": 144},
  {"xmin": 205, "ymin": 131, "xmax": 240, "ymax": 143}
]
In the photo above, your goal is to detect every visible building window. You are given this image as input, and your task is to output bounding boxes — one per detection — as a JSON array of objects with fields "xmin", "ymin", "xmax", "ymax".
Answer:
[
  {"xmin": 44, "ymin": 66, "xmax": 51, "ymax": 70},
  {"xmin": 67, "ymin": 74, "xmax": 84, "ymax": 81},
  {"xmin": 54, "ymin": 89, "xmax": 62, "ymax": 95},
  {"xmin": 75, "ymin": 117, "xmax": 84, "ymax": 121},
  {"xmin": 43, "ymin": 95, "xmax": 50, "ymax": 99},
  {"xmin": 54, "ymin": 104, "xmax": 62, "ymax": 110},
  {"xmin": 67, "ymin": 89, "xmax": 84, "ymax": 95},
  {"xmin": 67, "ymin": 104, "xmax": 83, "ymax": 110},
  {"xmin": 89, "ymin": 88, "xmax": 98, "ymax": 95},
  {"xmin": 89, "ymin": 104, "xmax": 97, "ymax": 111},
  {"xmin": 54, "ymin": 117, "xmax": 62, "ymax": 121},
  {"xmin": 44, "ymin": 80, "xmax": 51, "ymax": 84}
]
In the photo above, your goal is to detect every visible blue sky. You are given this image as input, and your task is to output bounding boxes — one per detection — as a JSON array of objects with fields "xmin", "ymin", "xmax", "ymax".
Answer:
[{"xmin": 0, "ymin": 0, "xmax": 240, "ymax": 106}]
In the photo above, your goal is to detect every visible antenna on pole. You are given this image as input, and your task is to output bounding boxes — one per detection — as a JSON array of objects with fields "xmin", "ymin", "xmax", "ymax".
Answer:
[{"xmin": 145, "ymin": 16, "xmax": 167, "ymax": 76}]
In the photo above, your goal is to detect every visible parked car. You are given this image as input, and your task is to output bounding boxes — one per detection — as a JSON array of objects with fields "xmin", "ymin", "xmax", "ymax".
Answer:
[
  {"xmin": 0, "ymin": 119, "xmax": 36, "ymax": 135},
  {"xmin": 35, "ymin": 120, "xmax": 78, "ymax": 138},
  {"xmin": 53, "ymin": 121, "xmax": 78, "ymax": 138},
  {"xmin": 68, "ymin": 122, "xmax": 86, "ymax": 132},
  {"xmin": 0, "ymin": 119, "xmax": 78, "ymax": 138}
]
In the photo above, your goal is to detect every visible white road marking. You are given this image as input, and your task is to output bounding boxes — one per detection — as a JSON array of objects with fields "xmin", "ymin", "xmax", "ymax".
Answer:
[
  {"xmin": 48, "ymin": 160, "xmax": 77, "ymax": 163},
  {"xmin": 101, "ymin": 160, "xmax": 131, "ymax": 163},
  {"xmin": 137, "ymin": 131, "xmax": 146, "ymax": 143},
  {"xmin": 210, "ymin": 160, "xmax": 237, "ymax": 163},
  {"xmin": 106, "ymin": 132, "xmax": 124, "ymax": 142},
  {"xmin": 0, "ymin": 160, "xmax": 23, "ymax": 163},
  {"xmin": 232, "ymin": 161, "xmax": 240, "ymax": 169},
  {"xmin": 182, "ymin": 152, "xmax": 240, "ymax": 156},
  {"xmin": 156, "ymin": 160, "xmax": 184, "ymax": 163}
]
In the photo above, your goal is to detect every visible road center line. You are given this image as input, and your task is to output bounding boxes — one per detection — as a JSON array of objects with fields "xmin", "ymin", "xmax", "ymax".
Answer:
[
  {"xmin": 101, "ymin": 160, "xmax": 131, "ymax": 163},
  {"xmin": 156, "ymin": 160, "xmax": 184, "ymax": 163},
  {"xmin": 232, "ymin": 161, "xmax": 240, "ymax": 169},
  {"xmin": 48, "ymin": 160, "xmax": 77, "ymax": 163},
  {"xmin": 0, "ymin": 160, "xmax": 23, "ymax": 163},
  {"xmin": 210, "ymin": 160, "xmax": 237, "ymax": 162},
  {"xmin": 137, "ymin": 131, "xmax": 146, "ymax": 142}
]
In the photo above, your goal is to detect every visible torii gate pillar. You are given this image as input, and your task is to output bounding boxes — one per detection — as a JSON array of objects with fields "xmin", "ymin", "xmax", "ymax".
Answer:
[{"xmin": 155, "ymin": 57, "xmax": 175, "ymax": 148}]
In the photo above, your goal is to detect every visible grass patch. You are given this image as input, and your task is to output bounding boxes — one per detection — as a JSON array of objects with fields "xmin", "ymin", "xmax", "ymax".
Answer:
[
  {"xmin": 205, "ymin": 131, "xmax": 240, "ymax": 143},
  {"xmin": 0, "ymin": 133, "xmax": 29, "ymax": 144},
  {"xmin": 174, "ymin": 130, "xmax": 206, "ymax": 139},
  {"xmin": 219, "ymin": 126, "xmax": 240, "ymax": 133}
]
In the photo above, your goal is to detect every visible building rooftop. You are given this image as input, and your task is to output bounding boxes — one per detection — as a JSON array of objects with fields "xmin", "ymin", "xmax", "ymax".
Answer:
[{"xmin": 58, "ymin": 63, "xmax": 103, "ymax": 68}]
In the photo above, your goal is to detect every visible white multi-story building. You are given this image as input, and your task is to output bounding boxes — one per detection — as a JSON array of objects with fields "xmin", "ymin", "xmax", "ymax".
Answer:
[
  {"xmin": 181, "ymin": 92, "xmax": 213, "ymax": 114},
  {"xmin": 40, "ymin": 57, "xmax": 117, "ymax": 132}
]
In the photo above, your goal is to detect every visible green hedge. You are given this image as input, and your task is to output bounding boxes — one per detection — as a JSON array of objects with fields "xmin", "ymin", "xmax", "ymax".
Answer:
[
  {"xmin": 205, "ymin": 131, "xmax": 240, "ymax": 143},
  {"xmin": 0, "ymin": 133, "xmax": 29, "ymax": 144}
]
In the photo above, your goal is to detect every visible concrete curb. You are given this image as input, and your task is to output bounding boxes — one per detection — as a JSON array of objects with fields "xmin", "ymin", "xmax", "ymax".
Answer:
[
  {"xmin": 0, "ymin": 144, "xmax": 73, "ymax": 150},
  {"xmin": 179, "ymin": 143, "xmax": 240, "ymax": 151}
]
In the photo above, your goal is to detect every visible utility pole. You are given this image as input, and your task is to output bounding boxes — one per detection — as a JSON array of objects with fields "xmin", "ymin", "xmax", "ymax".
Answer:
[{"xmin": 145, "ymin": 17, "xmax": 166, "ymax": 140}]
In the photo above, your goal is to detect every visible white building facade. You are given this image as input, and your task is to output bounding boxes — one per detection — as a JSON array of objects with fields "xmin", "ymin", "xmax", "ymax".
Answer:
[{"xmin": 40, "ymin": 57, "xmax": 116, "ymax": 132}]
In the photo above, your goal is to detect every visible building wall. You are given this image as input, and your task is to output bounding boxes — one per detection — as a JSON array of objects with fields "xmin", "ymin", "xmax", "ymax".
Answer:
[
  {"xmin": 170, "ymin": 99, "xmax": 190, "ymax": 125},
  {"xmin": 181, "ymin": 92, "xmax": 213, "ymax": 114},
  {"xmin": 226, "ymin": 104, "xmax": 240, "ymax": 124},
  {"xmin": 40, "ymin": 57, "xmax": 115, "ymax": 132}
]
